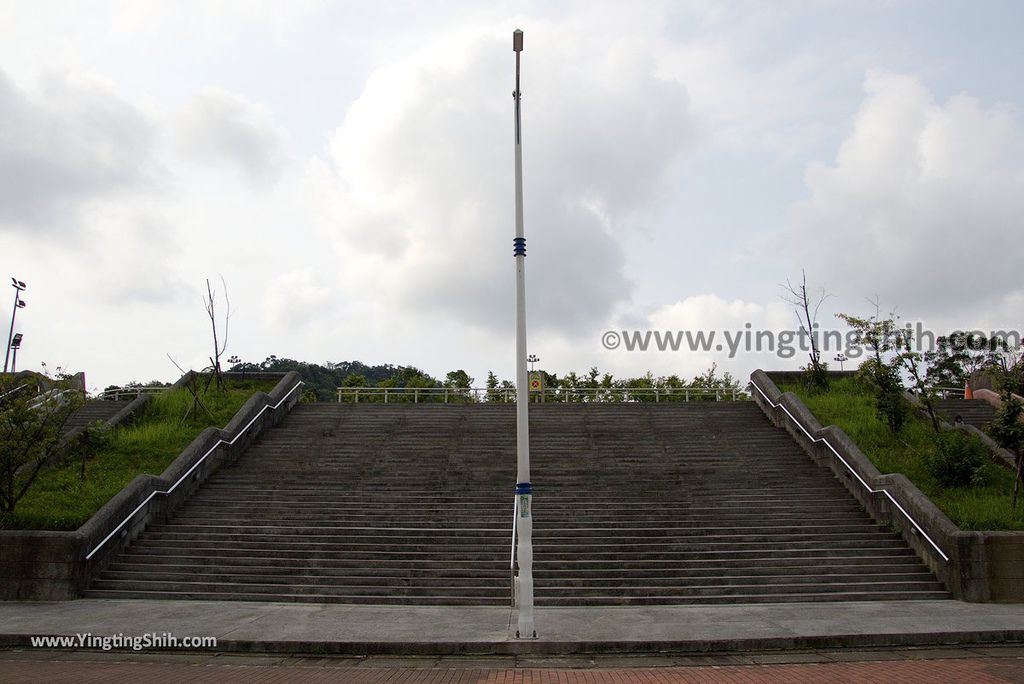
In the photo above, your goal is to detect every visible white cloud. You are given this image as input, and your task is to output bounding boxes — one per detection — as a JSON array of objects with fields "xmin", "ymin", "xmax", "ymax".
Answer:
[
  {"xmin": 310, "ymin": 25, "xmax": 694, "ymax": 339},
  {"xmin": 175, "ymin": 88, "xmax": 290, "ymax": 186},
  {"xmin": 0, "ymin": 68, "xmax": 158, "ymax": 230},
  {"xmin": 263, "ymin": 268, "xmax": 334, "ymax": 331},
  {"xmin": 791, "ymin": 71, "xmax": 1024, "ymax": 323}
]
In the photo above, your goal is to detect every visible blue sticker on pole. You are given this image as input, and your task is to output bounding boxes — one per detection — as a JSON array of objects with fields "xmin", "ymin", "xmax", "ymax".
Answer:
[
  {"xmin": 513, "ymin": 237, "xmax": 526, "ymax": 257},
  {"xmin": 514, "ymin": 482, "xmax": 532, "ymax": 495}
]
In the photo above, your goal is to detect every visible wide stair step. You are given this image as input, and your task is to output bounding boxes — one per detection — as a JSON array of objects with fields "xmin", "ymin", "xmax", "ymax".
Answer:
[{"xmin": 88, "ymin": 402, "xmax": 950, "ymax": 605}]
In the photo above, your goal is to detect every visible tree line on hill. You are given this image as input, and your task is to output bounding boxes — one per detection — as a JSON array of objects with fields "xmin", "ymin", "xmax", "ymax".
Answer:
[{"xmin": 218, "ymin": 356, "xmax": 742, "ymax": 403}]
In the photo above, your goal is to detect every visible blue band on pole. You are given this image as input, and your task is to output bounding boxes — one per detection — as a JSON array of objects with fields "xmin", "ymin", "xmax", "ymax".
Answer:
[
  {"xmin": 515, "ymin": 482, "xmax": 532, "ymax": 495},
  {"xmin": 513, "ymin": 237, "xmax": 526, "ymax": 257}
]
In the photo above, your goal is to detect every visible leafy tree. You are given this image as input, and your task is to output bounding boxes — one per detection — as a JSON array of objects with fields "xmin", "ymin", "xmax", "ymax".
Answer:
[
  {"xmin": 228, "ymin": 357, "xmax": 442, "ymax": 402},
  {"xmin": 0, "ymin": 374, "xmax": 83, "ymax": 513},
  {"xmin": 925, "ymin": 333, "xmax": 1005, "ymax": 389},
  {"xmin": 839, "ymin": 308, "xmax": 908, "ymax": 433},
  {"xmin": 990, "ymin": 347, "xmax": 1024, "ymax": 397},
  {"xmin": 987, "ymin": 396, "xmax": 1024, "ymax": 508},
  {"xmin": 893, "ymin": 322, "xmax": 942, "ymax": 433},
  {"xmin": 443, "ymin": 370, "xmax": 473, "ymax": 403},
  {"xmin": 485, "ymin": 371, "xmax": 503, "ymax": 403}
]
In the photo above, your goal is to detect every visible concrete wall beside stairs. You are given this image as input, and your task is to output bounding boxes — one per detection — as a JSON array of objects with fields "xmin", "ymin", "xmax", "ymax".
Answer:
[
  {"xmin": 754, "ymin": 369, "xmax": 1024, "ymax": 602},
  {"xmin": 0, "ymin": 372, "xmax": 303, "ymax": 600}
]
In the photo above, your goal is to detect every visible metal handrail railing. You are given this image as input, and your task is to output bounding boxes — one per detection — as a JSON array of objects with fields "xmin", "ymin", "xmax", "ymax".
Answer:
[
  {"xmin": 85, "ymin": 380, "xmax": 304, "ymax": 560},
  {"xmin": 97, "ymin": 385, "xmax": 169, "ymax": 401},
  {"xmin": 337, "ymin": 386, "xmax": 748, "ymax": 403},
  {"xmin": 510, "ymin": 496, "xmax": 518, "ymax": 607},
  {"xmin": 930, "ymin": 386, "xmax": 967, "ymax": 399},
  {"xmin": 750, "ymin": 377, "xmax": 949, "ymax": 563},
  {"xmin": 0, "ymin": 383, "xmax": 30, "ymax": 404},
  {"xmin": 29, "ymin": 388, "xmax": 82, "ymax": 410}
]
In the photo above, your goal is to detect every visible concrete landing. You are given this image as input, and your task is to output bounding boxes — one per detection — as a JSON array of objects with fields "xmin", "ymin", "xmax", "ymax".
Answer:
[{"xmin": 1, "ymin": 599, "xmax": 1023, "ymax": 655}]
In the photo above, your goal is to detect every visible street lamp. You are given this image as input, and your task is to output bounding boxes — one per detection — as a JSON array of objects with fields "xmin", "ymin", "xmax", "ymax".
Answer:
[
  {"xmin": 511, "ymin": 28, "xmax": 536, "ymax": 640},
  {"xmin": 834, "ymin": 353, "xmax": 848, "ymax": 371},
  {"xmin": 9, "ymin": 333, "xmax": 22, "ymax": 373},
  {"xmin": 527, "ymin": 354, "xmax": 539, "ymax": 372},
  {"xmin": 4, "ymin": 278, "xmax": 26, "ymax": 374}
]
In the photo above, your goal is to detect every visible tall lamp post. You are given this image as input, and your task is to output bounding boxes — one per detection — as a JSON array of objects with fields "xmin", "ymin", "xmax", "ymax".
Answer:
[
  {"xmin": 511, "ymin": 28, "xmax": 536, "ymax": 639},
  {"xmin": 4, "ymin": 278, "xmax": 26, "ymax": 374},
  {"xmin": 9, "ymin": 333, "xmax": 23, "ymax": 373}
]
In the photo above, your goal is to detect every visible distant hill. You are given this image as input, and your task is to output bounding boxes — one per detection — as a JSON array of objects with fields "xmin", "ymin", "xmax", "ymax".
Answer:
[{"xmin": 228, "ymin": 357, "xmax": 442, "ymax": 401}]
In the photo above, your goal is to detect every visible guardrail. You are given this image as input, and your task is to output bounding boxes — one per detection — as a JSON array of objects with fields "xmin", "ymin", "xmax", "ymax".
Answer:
[
  {"xmin": 0, "ymin": 383, "xmax": 30, "ymax": 403},
  {"xmin": 85, "ymin": 380, "xmax": 304, "ymax": 560},
  {"xmin": 749, "ymin": 374, "xmax": 949, "ymax": 563},
  {"xmin": 97, "ymin": 385, "xmax": 169, "ymax": 401},
  {"xmin": 336, "ymin": 386, "xmax": 747, "ymax": 403},
  {"xmin": 29, "ymin": 388, "xmax": 83, "ymax": 410}
]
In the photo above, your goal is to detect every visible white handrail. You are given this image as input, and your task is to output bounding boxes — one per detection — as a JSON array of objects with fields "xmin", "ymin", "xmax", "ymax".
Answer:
[
  {"xmin": 97, "ymin": 385, "xmax": 168, "ymax": 401},
  {"xmin": 0, "ymin": 383, "xmax": 30, "ymax": 403},
  {"xmin": 751, "ymin": 377, "xmax": 949, "ymax": 563},
  {"xmin": 510, "ymin": 495, "xmax": 518, "ymax": 606},
  {"xmin": 85, "ymin": 380, "xmax": 304, "ymax": 560}
]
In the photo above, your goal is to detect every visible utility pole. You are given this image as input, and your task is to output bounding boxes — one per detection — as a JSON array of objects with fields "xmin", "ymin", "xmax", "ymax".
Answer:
[{"xmin": 511, "ymin": 27, "xmax": 536, "ymax": 639}]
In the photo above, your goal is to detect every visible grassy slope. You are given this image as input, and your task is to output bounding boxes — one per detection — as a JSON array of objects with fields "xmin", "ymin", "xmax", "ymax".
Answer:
[
  {"xmin": 781, "ymin": 377, "xmax": 1024, "ymax": 531},
  {"xmin": 1, "ymin": 379, "xmax": 275, "ymax": 530}
]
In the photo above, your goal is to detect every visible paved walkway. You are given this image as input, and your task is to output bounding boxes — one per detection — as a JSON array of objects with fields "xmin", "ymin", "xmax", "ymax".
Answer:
[
  {"xmin": 3, "ymin": 648, "xmax": 1024, "ymax": 683},
  {"xmin": 2, "ymin": 599, "xmax": 1024, "ymax": 654}
]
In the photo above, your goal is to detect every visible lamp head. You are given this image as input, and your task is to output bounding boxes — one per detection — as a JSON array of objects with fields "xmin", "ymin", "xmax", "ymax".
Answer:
[{"xmin": 513, "ymin": 29, "xmax": 523, "ymax": 53}]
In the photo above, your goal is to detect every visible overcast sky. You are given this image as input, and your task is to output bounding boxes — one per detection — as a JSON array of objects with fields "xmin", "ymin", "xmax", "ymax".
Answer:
[{"xmin": 1, "ymin": 1, "xmax": 1022, "ymax": 392}]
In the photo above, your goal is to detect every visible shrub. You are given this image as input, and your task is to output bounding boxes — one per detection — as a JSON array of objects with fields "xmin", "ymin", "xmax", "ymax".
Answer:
[{"xmin": 926, "ymin": 431, "xmax": 987, "ymax": 488}]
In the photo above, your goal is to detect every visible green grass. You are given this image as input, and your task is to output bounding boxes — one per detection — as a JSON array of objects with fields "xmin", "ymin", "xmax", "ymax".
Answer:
[
  {"xmin": 780, "ymin": 376, "xmax": 1024, "ymax": 531},
  {"xmin": 1, "ymin": 380, "xmax": 276, "ymax": 531}
]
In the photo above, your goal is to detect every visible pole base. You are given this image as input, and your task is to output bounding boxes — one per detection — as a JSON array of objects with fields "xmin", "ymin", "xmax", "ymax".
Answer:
[{"xmin": 515, "ymin": 630, "xmax": 538, "ymax": 639}]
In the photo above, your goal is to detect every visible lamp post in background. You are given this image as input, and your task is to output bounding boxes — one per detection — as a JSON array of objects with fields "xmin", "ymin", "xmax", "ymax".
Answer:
[
  {"xmin": 4, "ymin": 278, "xmax": 26, "ymax": 373},
  {"xmin": 9, "ymin": 333, "xmax": 23, "ymax": 373},
  {"xmin": 511, "ymin": 28, "xmax": 536, "ymax": 640},
  {"xmin": 834, "ymin": 353, "xmax": 847, "ymax": 371}
]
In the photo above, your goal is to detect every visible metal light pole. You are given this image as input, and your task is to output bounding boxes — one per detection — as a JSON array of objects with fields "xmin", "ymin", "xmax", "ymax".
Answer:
[
  {"xmin": 511, "ymin": 27, "xmax": 536, "ymax": 639},
  {"xmin": 10, "ymin": 333, "xmax": 22, "ymax": 373},
  {"xmin": 4, "ymin": 278, "xmax": 26, "ymax": 374}
]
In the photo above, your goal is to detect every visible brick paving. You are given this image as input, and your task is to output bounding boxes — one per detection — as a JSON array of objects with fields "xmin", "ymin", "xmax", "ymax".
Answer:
[{"xmin": 3, "ymin": 656, "xmax": 1024, "ymax": 683}]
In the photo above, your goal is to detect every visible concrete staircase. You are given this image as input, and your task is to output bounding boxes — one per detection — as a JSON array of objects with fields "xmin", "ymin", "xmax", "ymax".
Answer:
[
  {"xmin": 934, "ymin": 398, "xmax": 997, "ymax": 429},
  {"xmin": 87, "ymin": 402, "xmax": 948, "ymax": 605},
  {"xmin": 63, "ymin": 400, "xmax": 133, "ymax": 436}
]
